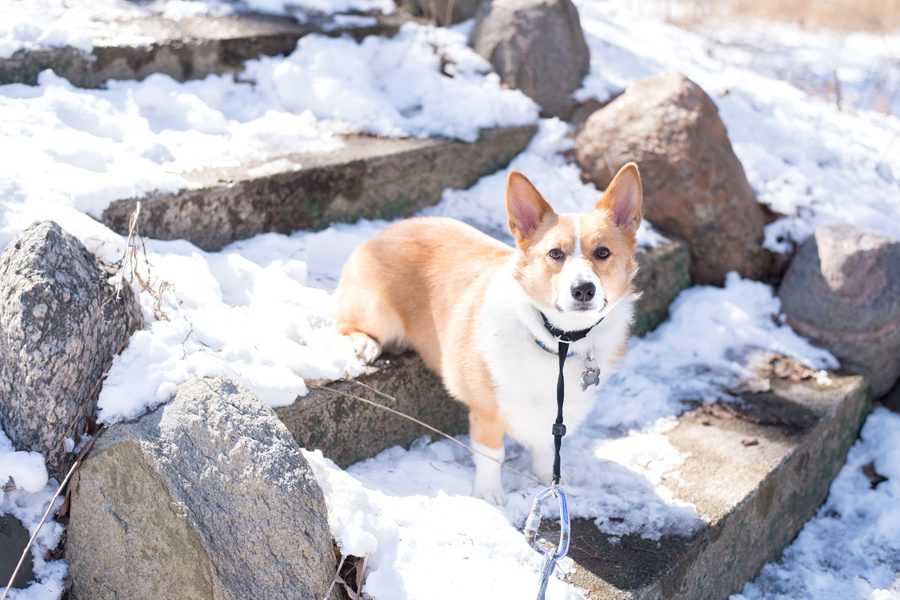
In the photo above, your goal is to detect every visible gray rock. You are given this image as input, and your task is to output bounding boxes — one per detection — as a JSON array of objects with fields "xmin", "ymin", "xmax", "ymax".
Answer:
[
  {"xmin": 883, "ymin": 378, "xmax": 900, "ymax": 414},
  {"xmin": 575, "ymin": 73, "xmax": 771, "ymax": 285},
  {"xmin": 416, "ymin": 0, "xmax": 485, "ymax": 24},
  {"xmin": 67, "ymin": 377, "xmax": 338, "ymax": 600},
  {"xmin": 0, "ymin": 221, "xmax": 142, "ymax": 480},
  {"xmin": 471, "ymin": 0, "xmax": 590, "ymax": 118},
  {"xmin": 778, "ymin": 224, "xmax": 900, "ymax": 396}
]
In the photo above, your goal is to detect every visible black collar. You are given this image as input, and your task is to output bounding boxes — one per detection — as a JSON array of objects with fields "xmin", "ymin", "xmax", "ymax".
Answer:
[{"xmin": 539, "ymin": 312, "xmax": 604, "ymax": 344}]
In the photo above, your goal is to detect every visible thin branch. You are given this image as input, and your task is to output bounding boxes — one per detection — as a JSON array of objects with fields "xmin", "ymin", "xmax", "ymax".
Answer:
[{"xmin": 308, "ymin": 381, "xmax": 543, "ymax": 486}]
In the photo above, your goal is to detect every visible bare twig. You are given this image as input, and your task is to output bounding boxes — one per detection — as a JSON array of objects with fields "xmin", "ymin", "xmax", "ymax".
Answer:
[
  {"xmin": 308, "ymin": 381, "xmax": 543, "ymax": 486},
  {"xmin": 49, "ymin": 358, "xmax": 114, "ymax": 459},
  {"xmin": 107, "ymin": 201, "xmax": 176, "ymax": 321},
  {"xmin": 832, "ymin": 69, "xmax": 843, "ymax": 111},
  {"xmin": 323, "ymin": 554, "xmax": 347, "ymax": 600}
]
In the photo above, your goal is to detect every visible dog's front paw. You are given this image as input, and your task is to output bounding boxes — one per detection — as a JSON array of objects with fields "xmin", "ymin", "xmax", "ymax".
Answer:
[
  {"xmin": 349, "ymin": 332, "xmax": 382, "ymax": 364},
  {"xmin": 474, "ymin": 482, "xmax": 507, "ymax": 506}
]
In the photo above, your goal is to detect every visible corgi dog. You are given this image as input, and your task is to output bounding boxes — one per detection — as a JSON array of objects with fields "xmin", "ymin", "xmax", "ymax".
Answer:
[{"xmin": 334, "ymin": 163, "xmax": 643, "ymax": 504}]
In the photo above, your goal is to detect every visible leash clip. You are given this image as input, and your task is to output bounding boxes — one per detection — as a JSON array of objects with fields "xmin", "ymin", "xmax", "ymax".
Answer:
[{"xmin": 523, "ymin": 484, "xmax": 571, "ymax": 600}]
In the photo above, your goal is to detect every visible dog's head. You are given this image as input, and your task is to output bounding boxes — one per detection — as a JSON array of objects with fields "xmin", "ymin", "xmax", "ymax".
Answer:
[{"xmin": 506, "ymin": 163, "xmax": 643, "ymax": 330}]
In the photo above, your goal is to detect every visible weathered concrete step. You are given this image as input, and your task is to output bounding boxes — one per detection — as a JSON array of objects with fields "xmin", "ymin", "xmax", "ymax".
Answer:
[
  {"xmin": 102, "ymin": 125, "xmax": 538, "ymax": 251},
  {"xmin": 276, "ymin": 235, "xmax": 689, "ymax": 466},
  {"xmin": 278, "ymin": 353, "xmax": 468, "ymax": 468},
  {"xmin": 632, "ymin": 236, "xmax": 690, "ymax": 337},
  {"xmin": 560, "ymin": 369, "xmax": 869, "ymax": 599},
  {"xmin": 0, "ymin": 10, "xmax": 409, "ymax": 88}
]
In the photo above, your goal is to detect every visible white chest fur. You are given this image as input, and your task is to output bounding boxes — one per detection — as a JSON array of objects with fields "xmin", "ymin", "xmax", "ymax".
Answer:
[{"xmin": 476, "ymin": 267, "xmax": 633, "ymax": 482}]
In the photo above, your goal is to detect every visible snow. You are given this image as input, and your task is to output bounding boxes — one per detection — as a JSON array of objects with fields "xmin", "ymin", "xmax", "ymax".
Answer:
[
  {"xmin": 95, "ymin": 235, "xmax": 366, "ymax": 421},
  {"xmin": 0, "ymin": 71, "xmax": 340, "ymax": 219},
  {"xmin": 0, "ymin": 23, "xmax": 537, "ymax": 218},
  {"xmin": 246, "ymin": 23, "xmax": 537, "ymax": 141},
  {"xmin": 0, "ymin": 0, "xmax": 898, "ymax": 597},
  {"xmin": 0, "ymin": 435, "xmax": 47, "ymax": 495},
  {"xmin": 304, "ymin": 446, "xmax": 585, "ymax": 600},
  {"xmin": 574, "ymin": 0, "xmax": 900, "ymax": 252},
  {"xmin": 0, "ymin": 0, "xmax": 395, "ymax": 59},
  {"xmin": 0, "ymin": 25, "xmax": 537, "ymax": 216},
  {"xmin": 700, "ymin": 21, "xmax": 900, "ymax": 117},
  {"xmin": 0, "ymin": 429, "xmax": 66, "ymax": 600},
  {"xmin": 0, "ymin": 0, "xmax": 150, "ymax": 58},
  {"xmin": 733, "ymin": 407, "xmax": 900, "ymax": 600},
  {"xmin": 590, "ymin": 273, "xmax": 836, "ymax": 428}
]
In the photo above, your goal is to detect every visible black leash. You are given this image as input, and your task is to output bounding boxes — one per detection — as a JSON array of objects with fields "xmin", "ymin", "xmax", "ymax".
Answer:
[{"xmin": 539, "ymin": 313, "xmax": 602, "ymax": 485}]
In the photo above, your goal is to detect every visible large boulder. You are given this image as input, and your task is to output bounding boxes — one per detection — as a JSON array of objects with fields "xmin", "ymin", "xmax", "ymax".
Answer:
[
  {"xmin": 471, "ymin": 0, "xmax": 589, "ymax": 118},
  {"xmin": 67, "ymin": 377, "xmax": 338, "ymax": 600},
  {"xmin": 778, "ymin": 224, "xmax": 900, "ymax": 397},
  {"xmin": 575, "ymin": 73, "xmax": 770, "ymax": 285},
  {"xmin": 0, "ymin": 221, "xmax": 142, "ymax": 479}
]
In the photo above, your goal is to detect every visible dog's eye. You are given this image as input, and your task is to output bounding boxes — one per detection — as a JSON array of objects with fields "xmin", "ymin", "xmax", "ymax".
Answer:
[
  {"xmin": 594, "ymin": 246, "xmax": 611, "ymax": 260},
  {"xmin": 548, "ymin": 248, "xmax": 564, "ymax": 261}
]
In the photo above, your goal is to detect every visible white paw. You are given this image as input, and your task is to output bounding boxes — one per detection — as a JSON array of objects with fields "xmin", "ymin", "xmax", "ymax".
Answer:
[
  {"xmin": 350, "ymin": 332, "xmax": 382, "ymax": 364},
  {"xmin": 474, "ymin": 483, "xmax": 507, "ymax": 506}
]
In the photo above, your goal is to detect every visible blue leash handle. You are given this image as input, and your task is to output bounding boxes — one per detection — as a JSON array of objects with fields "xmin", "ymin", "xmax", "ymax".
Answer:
[{"xmin": 523, "ymin": 484, "xmax": 571, "ymax": 600}]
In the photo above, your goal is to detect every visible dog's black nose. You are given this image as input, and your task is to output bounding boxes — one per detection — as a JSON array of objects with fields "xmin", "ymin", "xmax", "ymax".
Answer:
[{"xmin": 571, "ymin": 281, "xmax": 596, "ymax": 303}]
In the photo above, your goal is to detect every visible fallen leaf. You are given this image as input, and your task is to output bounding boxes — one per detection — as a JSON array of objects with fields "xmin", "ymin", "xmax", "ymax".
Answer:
[{"xmin": 862, "ymin": 461, "xmax": 888, "ymax": 489}]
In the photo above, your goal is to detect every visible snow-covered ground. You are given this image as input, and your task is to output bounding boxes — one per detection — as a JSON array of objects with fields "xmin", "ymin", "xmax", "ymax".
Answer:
[
  {"xmin": 1, "ymin": 0, "xmax": 899, "ymax": 598},
  {"xmin": 0, "ymin": 23, "xmax": 536, "ymax": 221},
  {"xmin": 702, "ymin": 22, "xmax": 900, "ymax": 117},
  {"xmin": 573, "ymin": 0, "xmax": 900, "ymax": 253},
  {"xmin": 0, "ymin": 0, "xmax": 395, "ymax": 59}
]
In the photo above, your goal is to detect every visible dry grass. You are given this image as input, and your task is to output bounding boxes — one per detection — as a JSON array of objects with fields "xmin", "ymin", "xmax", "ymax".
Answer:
[
  {"xmin": 666, "ymin": 0, "xmax": 900, "ymax": 32},
  {"xmin": 110, "ymin": 201, "xmax": 174, "ymax": 321}
]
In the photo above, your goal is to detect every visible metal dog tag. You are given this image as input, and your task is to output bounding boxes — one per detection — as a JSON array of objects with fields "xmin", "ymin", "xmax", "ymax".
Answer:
[{"xmin": 581, "ymin": 353, "xmax": 601, "ymax": 390}]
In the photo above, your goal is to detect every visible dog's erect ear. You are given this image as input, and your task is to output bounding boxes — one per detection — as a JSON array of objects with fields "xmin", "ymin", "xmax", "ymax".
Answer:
[
  {"xmin": 596, "ymin": 162, "xmax": 643, "ymax": 234},
  {"xmin": 507, "ymin": 171, "xmax": 555, "ymax": 247}
]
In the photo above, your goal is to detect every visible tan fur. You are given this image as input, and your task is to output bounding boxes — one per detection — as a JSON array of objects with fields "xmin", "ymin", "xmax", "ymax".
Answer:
[
  {"xmin": 335, "ymin": 218, "xmax": 513, "ymax": 449},
  {"xmin": 335, "ymin": 164, "xmax": 643, "ymax": 458}
]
